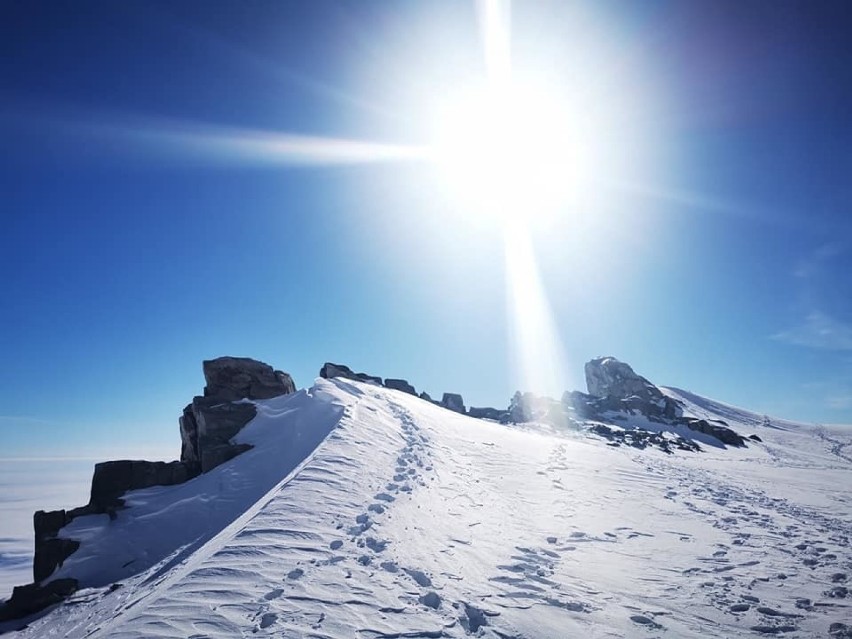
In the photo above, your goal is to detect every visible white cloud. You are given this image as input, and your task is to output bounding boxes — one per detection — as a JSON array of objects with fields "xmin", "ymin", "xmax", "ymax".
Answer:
[{"xmin": 773, "ymin": 311, "xmax": 852, "ymax": 351}]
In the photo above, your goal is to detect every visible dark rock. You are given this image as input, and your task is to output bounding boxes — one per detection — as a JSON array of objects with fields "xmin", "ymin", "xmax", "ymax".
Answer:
[
  {"xmin": 33, "ymin": 535, "xmax": 79, "ymax": 583},
  {"xmin": 749, "ymin": 434, "xmax": 763, "ymax": 442},
  {"xmin": 419, "ymin": 391, "xmax": 434, "ymax": 402},
  {"xmin": 178, "ymin": 403, "xmax": 199, "ymax": 469},
  {"xmin": 189, "ymin": 397, "xmax": 258, "ymax": 473},
  {"xmin": 384, "ymin": 378, "xmax": 416, "ymax": 395},
  {"xmin": 830, "ymin": 622, "xmax": 852, "ymax": 638},
  {"xmin": 468, "ymin": 406, "xmax": 509, "ymax": 421},
  {"xmin": 0, "ymin": 579, "xmax": 78, "ymax": 621},
  {"xmin": 685, "ymin": 419, "xmax": 747, "ymax": 447},
  {"xmin": 89, "ymin": 460, "xmax": 195, "ymax": 512},
  {"xmin": 441, "ymin": 393, "xmax": 465, "ymax": 414},
  {"xmin": 203, "ymin": 356, "xmax": 296, "ymax": 401},
  {"xmin": 320, "ymin": 362, "xmax": 382, "ymax": 385}
]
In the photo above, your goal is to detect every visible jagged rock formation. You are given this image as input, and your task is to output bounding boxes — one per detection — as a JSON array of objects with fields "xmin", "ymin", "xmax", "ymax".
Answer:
[
  {"xmin": 441, "ymin": 393, "xmax": 466, "ymax": 414},
  {"xmin": 2, "ymin": 356, "xmax": 296, "ymax": 622},
  {"xmin": 384, "ymin": 378, "xmax": 416, "ymax": 395},
  {"xmin": 320, "ymin": 362, "xmax": 382, "ymax": 385},
  {"xmin": 585, "ymin": 356, "xmax": 663, "ymax": 402}
]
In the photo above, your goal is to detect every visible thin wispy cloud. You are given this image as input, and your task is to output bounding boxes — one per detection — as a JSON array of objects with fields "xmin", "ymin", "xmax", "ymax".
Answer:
[{"xmin": 773, "ymin": 311, "xmax": 852, "ymax": 351}]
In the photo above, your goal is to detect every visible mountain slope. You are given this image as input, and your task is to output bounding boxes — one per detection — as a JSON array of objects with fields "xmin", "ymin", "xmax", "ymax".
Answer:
[{"xmin": 5, "ymin": 378, "xmax": 851, "ymax": 638}]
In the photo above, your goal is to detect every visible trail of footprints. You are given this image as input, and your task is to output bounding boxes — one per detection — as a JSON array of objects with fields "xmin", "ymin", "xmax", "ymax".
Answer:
[
  {"xmin": 249, "ymin": 400, "xmax": 443, "ymax": 634},
  {"xmin": 660, "ymin": 463, "xmax": 851, "ymax": 636}
]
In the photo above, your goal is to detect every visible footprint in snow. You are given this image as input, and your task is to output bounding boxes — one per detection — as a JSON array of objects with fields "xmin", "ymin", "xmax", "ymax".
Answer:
[
  {"xmin": 405, "ymin": 568, "xmax": 433, "ymax": 587},
  {"xmin": 258, "ymin": 612, "xmax": 277, "ymax": 629},
  {"xmin": 287, "ymin": 568, "xmax": 304, "ymax": 579},
  {"xmin": 375, "ymin": 492, "xmax": 396, "ymax": 502},
  {"xmin": 263, "ymin": 588, "xmax": 283, "ymax": 600},
  {"xmin": 630, "ymin": 615, "xmax": 663, "ymax": 630}
]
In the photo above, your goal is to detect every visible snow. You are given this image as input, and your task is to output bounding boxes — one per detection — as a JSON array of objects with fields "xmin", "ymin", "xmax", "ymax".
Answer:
[{"xmin": 2, "ymin": 378, "xmax": 851, "ymax": 638}]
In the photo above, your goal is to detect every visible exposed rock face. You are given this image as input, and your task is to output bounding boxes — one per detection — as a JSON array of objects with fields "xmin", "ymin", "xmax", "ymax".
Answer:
[
  {"xmin": 180, "ymin": 397, "xmax": 258, "ymax": 473},
  {"xmin": 384, "ymin": 378, "xmax": 416, "ymax": 395},
  {"xmin": 179, "ymin": 356, "xmax": 297, "ymax": 474},
  {"xmin": 320, "ymin": 362, "xmax": 382, "ymax": 385},
  {"xmin": 585, "ymin": 357, "xmax": 663, "ymax": 402},
  {"xmin": 89, "ymin": 460, "xmax": 194, "ymax": 512},
  {"xmin": 33, "ymin": 510, "xmax": 80, "ymax": 582},
  {"xmin": 441, "ymin": 393, "xmax": 466, "ymax": 414},
  {"xmin": 203, "ymin": 356, "xmax": 296, "ymax": 401},
  {"xmin": 419, "ymin": 391, "xmax": 434, "ymax": 402}
]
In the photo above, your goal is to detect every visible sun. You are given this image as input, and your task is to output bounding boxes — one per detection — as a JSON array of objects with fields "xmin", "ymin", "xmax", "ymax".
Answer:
[{"xmin": 430, "ymin": 82, "xmax": 598, "ymax": 223}]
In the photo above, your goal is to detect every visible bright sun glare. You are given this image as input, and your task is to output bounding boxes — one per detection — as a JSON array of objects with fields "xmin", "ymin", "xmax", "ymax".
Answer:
[{"xmin": 432, "ymin": 85, "xmax": 586, "ymax": 221}]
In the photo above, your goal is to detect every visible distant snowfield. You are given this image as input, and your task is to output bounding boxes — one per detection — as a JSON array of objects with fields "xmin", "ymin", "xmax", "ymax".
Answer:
[{"xmin": 3, "ymin": 379, "xmax": 851, "ymax": 638}]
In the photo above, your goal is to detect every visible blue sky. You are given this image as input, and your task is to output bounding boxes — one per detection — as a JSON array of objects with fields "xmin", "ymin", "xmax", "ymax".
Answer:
[{"xmin": 2, "ymin": 1, "xmax": 851, "ymax": 459}]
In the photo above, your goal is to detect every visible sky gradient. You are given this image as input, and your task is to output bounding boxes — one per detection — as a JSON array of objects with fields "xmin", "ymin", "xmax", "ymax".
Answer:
[{"xmin": 2, "ymin": 1, "xmax": 852, "ymax": 459}]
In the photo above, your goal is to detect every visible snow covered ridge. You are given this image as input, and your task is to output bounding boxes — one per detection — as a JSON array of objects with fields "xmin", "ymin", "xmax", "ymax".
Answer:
[{"xmin": 2, "ymin": 356, "xmax": 849, "ymax": 638}]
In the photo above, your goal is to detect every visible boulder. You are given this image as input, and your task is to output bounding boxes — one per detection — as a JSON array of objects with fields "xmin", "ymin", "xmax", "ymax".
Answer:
[
  {"xmin": 384, "ymin": 378, "xmax": 416, "ymax": 395},
  {"xmin": 319, "ymin": 362, "xmax": 382, "ymax": 385},
  {"xmin": 203, "ymin": 356, "xmax": 296, "ymax": 401},
  {"xmin": 441, "ymin": 393, "xmax": 466, "ymax": 414},
  {"xmin": 89, "ymin": 460, "xmax": 194, "ymax": 512},
  {"xmin": 419, "ymin": 391, "xmax": 434, "ymax": 402}
]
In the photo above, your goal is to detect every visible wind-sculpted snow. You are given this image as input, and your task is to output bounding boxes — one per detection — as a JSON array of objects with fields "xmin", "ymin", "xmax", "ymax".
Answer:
[
  {"xmin": 38, "ymin": 384, "xmax": 347, "ymax": 593},
  {"xmin": 4, "ymin": 380, "xmax": 851, "ymax": 638}
]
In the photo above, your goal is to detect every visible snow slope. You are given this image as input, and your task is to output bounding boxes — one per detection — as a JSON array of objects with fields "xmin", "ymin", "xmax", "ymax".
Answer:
[{"xmin": 3, "ymin": 378, "xmax": 851, "ymax": 637}]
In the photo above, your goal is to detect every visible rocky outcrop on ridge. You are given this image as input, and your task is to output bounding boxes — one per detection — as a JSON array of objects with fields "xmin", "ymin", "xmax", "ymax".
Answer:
[
  {"xmin": 384, "ymin": 378, "xmax": 417, "ymax": 395},
  {"xmin": 1, "ymin": 356, "xmax": 296, "ymax": 622},
  {"xmin": 320, "ymin": 362, "xmax": 383, "ymax": 385},
  {"xmin": 441, "ymin": 393, "xmax": 466, "ymax": 414}
]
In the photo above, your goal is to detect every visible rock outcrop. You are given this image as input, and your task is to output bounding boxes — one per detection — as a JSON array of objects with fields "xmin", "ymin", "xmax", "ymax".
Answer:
[
  {"xmin": 585, "ymin": 357, "xmax": 666, "ymax": 403},
  {"xmin": 202, "ymin": 356, "xmax": 295, "ymax": 401},
  {"xmin": 89, "ymin": 460, "xmax": 194, "ymax": 512},
  {"xmin": 320, "ymin": 362, "xmax": 382, "ymax": 385},
  {"xmin": 384, "ymin": 378, "xmax": 416, "ymax": 395},
  {"xmin": 179, "ymin": 398, "xmax": 257, "ymax": 474},
  {"xmin": 684, "ymin": 418, "xmax": 747, "ymax": 447},
  {"xmin": 2, "ymin": 356, "xmax": 297, "ymax": 622},
  {"xmin": 467, "ymin": 406, "xmax": 509, "ymax": 421},
  {"xmin": 441, "ymin": 393, "xmax": 466, "ymax": 414}
]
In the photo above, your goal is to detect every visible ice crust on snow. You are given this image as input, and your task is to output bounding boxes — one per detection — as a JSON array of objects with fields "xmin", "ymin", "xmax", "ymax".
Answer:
[{"xmin": 2, "ymin": 376, "xmax": 850, "ymax": 638}]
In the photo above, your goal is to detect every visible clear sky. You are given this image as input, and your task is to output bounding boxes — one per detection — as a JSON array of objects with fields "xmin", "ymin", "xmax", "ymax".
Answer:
[{"xmin": 2, "ymin": 1, "xmax": 851, "ymax": 459}]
